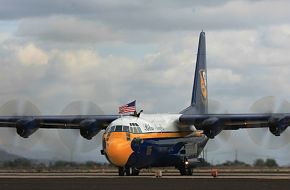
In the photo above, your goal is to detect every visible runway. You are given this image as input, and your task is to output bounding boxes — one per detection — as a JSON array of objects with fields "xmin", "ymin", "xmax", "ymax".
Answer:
[
  {"xmin": 0, "ymin": 171, "xmax": 290, "ymax": 190},
  {"xmin": 0, "ymin": 177, "xmax": 290, "ymax": 190},
  {"xmin": 0, "ymin": 171, "xmax": 290, "ymax": 179}
]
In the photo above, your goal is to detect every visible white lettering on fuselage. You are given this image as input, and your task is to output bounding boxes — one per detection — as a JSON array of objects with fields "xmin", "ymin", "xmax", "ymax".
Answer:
[
  {"xmin": 156, "ymin": 126, "xmax": 165, "ymax": 131},
  {"xmin": 144, "ymin": 124, "xmax": 154, "ymax": 131}
]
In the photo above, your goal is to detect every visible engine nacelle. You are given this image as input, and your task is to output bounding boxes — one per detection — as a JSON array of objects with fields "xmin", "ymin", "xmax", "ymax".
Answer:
[
  {"xmin": 269, "ymin": 116, "xmax": 288, "ymax": 136},
  {"xmin": 201, "ymin": 117, "xmax": 223, "ymax": 139},
  {"xmin": 80, "ymin": 119, "xmax": 102, "ymax": 140},
  {"xmin": 16, "ymin": 119, "xmax": 39, "ymax": 138}
]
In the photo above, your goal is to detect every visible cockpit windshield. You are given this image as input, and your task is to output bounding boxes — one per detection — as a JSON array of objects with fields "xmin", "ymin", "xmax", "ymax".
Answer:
[{"xmin": 105, "ymin": 125, "xmax": 142, "ymax": 134}]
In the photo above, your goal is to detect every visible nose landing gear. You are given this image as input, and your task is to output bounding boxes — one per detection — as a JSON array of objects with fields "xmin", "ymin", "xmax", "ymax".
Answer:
[
  {"xmin": 178, "ymin": 165, "xmax": 193, "ymax": 176},
  {"xmin": 118, "ymin": 166, "xmax": 140, "ymax": 176},
  {"xmin": 178, "ymin": 159, "xmax": 193, "ymax": 176}
]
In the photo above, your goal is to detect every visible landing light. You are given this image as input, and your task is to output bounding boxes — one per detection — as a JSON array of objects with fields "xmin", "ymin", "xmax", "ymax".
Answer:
[{"xmin": 185, "ymin": 161, "xmax": 189, "ymax": 165}]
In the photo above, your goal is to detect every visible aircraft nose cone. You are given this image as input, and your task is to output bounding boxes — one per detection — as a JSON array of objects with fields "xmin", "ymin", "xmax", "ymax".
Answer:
[{"xmin": 106, "ymin": 137, "xmax": 133, "ymax": 167}]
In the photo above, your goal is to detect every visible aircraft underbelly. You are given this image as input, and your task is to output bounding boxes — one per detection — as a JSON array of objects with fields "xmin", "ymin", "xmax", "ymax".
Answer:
[{"xmin": 126, "ymin": 136, "xmax": 208, "ymax": 168}]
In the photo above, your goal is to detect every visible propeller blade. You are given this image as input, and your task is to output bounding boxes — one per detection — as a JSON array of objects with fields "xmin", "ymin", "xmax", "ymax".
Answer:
[
  {"xmin": 0, "ymin": 99, "xmax": 42, "ymax": 150},
  {"xmin": 58, "ymin": 101, "xmax": 104, "ymax": 160},
  {"xmin": 247, "ymin": 96, "xmax": 290, "ymax": 149},
  {"xmin": 206, "ymin": 99, "xmax": 231, "ymax": 152}
]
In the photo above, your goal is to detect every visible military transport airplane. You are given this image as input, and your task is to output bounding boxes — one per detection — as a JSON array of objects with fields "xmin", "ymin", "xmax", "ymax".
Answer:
[{"xmin": 0, "ymin": 32, "xmax": 289, "ymax": 176}]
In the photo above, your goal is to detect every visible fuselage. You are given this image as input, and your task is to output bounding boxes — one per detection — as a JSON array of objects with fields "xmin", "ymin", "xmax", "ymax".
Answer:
[{"xmin": 102, "ymin": 113, "xmax": 207, "ymax": 169}]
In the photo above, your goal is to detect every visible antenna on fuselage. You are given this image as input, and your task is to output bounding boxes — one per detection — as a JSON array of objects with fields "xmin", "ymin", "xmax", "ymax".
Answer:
[
  {"xmin": 131, "ymin": 110, "xmax": 143, "ymax": 117},
  {"xmin": 137, "ymin": 110, "xmax": 143, "ymax": 117}
]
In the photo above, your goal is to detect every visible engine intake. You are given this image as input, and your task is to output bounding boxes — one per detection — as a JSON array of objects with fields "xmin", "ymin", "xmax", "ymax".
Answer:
[
  {"xmin": 201, "ymin": 117, "xmax": 223, "ymax": 139},
  {"xmin": 269, "ymin": 116, "xmax": 288, "ymax": 136},
  {"xmin": 80, "ymin": 119, "xmax": 102, "ymax": 140},
  {"xmin": 16, "ymin": 119, "xmax": 39, "ymax": 138}
]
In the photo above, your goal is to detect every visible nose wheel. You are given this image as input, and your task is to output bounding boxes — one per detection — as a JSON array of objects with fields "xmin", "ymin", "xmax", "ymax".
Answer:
[
  {"xmin": 178, "ymin": 165, "xmax": 193, "ymax": 176},
  {"xmin": 118, "ymin": 166, "xmax": 140, "ymax": 176},
  {"xmin": 178, "ymin": 161, "xmax": 193, "ymax": 176}
]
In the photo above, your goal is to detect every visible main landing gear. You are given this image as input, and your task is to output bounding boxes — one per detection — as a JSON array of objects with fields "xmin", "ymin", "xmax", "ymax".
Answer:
[{"xmin": 118, "ymin": 166, "xmax": 140, "ymax": 176}]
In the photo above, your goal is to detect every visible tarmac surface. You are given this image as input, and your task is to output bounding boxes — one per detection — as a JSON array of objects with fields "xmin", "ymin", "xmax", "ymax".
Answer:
[
  {"xmin": 0, "ymin": 171, "xmax": 290, "ymax": 190},
  {"xmin": 0, "ymin": 177, "xmax": 290, "ymax": 190}
]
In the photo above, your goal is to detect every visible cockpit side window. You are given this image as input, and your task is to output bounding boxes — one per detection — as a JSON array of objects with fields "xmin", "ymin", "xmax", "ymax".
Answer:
[
  {"xmin": 137, "ymin": 127, "xmax": 142, "ymax": 133},
  {"xmin": 129, "ymin": 127, "xmax": 133, "ymax": 133},
  {"xmin": 133, "ymin": 127, "xmax": 138, "ymax": 134},
  {"xmin": 109, "ymin": 126, "xmax": 116, "ymax": 132},
  {"xmin": 128, "ymin": 126, "xmax": 143, "ymax": 134}
]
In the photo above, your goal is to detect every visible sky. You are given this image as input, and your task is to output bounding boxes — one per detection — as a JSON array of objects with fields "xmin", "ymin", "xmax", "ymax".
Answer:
[{"xmin": 0, "ymin": 0, "xmax": 290, "ymax": 165}]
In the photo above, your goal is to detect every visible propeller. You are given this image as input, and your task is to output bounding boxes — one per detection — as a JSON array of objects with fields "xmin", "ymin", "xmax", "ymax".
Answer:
[
  {"xmin": 205, "ymin": 99, "xmax": 231, "ymax": 152},
  {"xmin": 0, "ymin": 99, "xmax": 42, "ymax": 150},
  {"xmin": 247, "ymin": 96, "xmax": 290, "ymax": 149},
  {"xmin": 58, "ymin": 101, "xmax": 104, "ymax": 161}
]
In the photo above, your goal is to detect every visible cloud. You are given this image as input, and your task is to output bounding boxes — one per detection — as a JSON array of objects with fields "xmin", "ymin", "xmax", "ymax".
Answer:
[
  {"xmin": 0, "ymin": 32, "xmax": 11, "ymax": 42},
  {"xmin": 0, "ymin": 0, "xmax": 230, "ymax": 20},
  {"xmin": 208, "ymin": 69, "xmax": 241, "ymax": 85},
  {"xmin": 5, "ymin": 25, "xmax": 290, "ymax": 114},
  {"xmin": 17, "ymin": 43, "xmax": 48, "ymax": 65},
  {"xmin": 16, "ymin": 16, "xmax": 120, "ymax": 43},
  {"xmin": 10, "ymin": 0, "xmax": 290, "ymax": 45}
]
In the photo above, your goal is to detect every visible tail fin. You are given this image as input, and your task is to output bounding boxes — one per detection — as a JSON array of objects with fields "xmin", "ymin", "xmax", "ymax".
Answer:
[{"xmin": 180, "ymin": 31, "xmax": 208, "ymax": 114}]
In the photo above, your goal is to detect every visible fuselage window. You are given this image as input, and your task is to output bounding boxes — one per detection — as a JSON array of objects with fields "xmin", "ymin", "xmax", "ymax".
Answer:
[
  {"xmin": 115, "ymin": 125, "xmax": 123, "ymax": 132},
  {"xmin": 133, "ymin": 127, "xmax": 138, "ymax": 134}
]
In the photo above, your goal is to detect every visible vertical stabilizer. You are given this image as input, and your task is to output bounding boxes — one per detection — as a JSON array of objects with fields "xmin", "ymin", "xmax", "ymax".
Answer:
[{"xmin": 181, "ymin": 32, "xmax": 208, "ymax": 114}]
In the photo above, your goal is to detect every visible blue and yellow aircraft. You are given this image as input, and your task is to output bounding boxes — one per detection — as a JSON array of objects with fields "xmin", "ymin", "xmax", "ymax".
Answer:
[{"xmin": 0, "ymin": 32, "xmax": 289, "ymax": 176}]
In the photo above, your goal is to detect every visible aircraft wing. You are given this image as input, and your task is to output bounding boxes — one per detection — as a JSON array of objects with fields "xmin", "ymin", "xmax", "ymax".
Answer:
[
  {"xmin": 179, "ymin": 113, "xmax": 290, "ymax": 137},
  {"xmin": 0, "ymin": 115, "xmax": 119, "ymax": 139},
  {"xmin": 0, "ymin": 115, "xmax": 119, "ymax": 129}
]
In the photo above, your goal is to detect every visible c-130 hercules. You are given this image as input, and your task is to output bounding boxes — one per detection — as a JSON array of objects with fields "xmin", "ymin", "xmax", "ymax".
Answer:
[{"xmin": 0, "ymin": 32, "xmax": 289, "ymax": 176}]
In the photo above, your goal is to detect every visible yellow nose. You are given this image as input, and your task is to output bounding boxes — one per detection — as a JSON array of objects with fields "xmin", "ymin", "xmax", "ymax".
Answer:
[{"xmin": 106, "ymin": 133, "xmax": 133, "ymax": 167}]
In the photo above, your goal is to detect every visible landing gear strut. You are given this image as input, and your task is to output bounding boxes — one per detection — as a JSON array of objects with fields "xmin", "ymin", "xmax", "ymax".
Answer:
[{"xmin": 118, "ymin": 166, "xmax": 140, "ymax": 176}]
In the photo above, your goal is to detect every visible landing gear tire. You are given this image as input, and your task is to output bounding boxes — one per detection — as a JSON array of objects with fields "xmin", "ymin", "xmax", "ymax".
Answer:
[
  {"xmin": 179, "ymin": 166, "xmax": 186, "ymax": 176},
  {"xmin": 178, "ymin": 165, "xmax": 193, "ymax": 176},
  {"xmin": 132, "ymin": 168, "xmax": 140, "ymax": 176},
  {"xmin": 125, "ymin": 166, "xmax": 131, "ymax": 176},
  {"xmin": 118, "ymin": 167, "xmax": 125, "ymax": 176},
  {"xmin": 124, "ymin": 166, "xmax": 140, "ymax": 176},
  {"xmin": 186, "ymin": 167, "xmax": 193, "ymax": 176}
]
